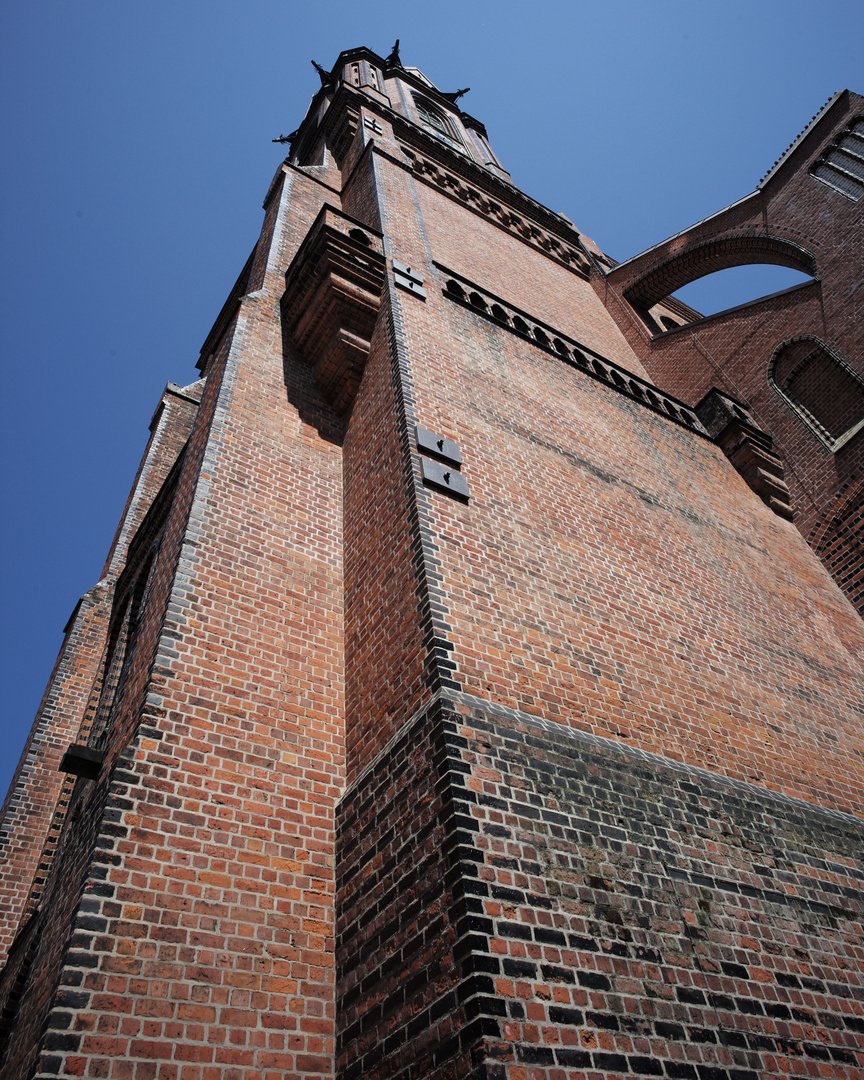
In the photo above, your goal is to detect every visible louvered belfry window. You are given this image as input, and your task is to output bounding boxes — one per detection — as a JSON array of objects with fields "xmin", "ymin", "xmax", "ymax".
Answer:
[{"xmin": 810, "ymin": 116, "xmax": 864, "ymax": 200}]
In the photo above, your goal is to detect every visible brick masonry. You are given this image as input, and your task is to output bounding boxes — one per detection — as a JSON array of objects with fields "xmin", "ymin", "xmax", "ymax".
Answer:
[
  {"xmin": 1, "ymin": 46, "xmax": 862, "ymax": 1080},
  {"xmin": 600, "ymin": 90, "xmax": 864, "ymax": 614},
  {"xmin": 337, "ymin": 696, "xmax": 864, "ymax": 1080},
  {"xmin": 0, "ymin": 380, "xmax": 204, "ymax": 968}
]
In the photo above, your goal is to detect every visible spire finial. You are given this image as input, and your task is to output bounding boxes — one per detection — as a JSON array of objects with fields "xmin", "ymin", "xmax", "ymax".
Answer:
[
  {"xmin": 385, "ymin": 39, "xmax": 402, "ymax": 67},
  {"xmin": 311, "ymin": 60, "xmax": 332, "ymax": 86}
]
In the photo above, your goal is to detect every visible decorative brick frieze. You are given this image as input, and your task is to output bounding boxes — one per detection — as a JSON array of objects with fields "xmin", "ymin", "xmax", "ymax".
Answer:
[
  {"xmin": 439, "ymin": 264, "xmax": 709, "ymax": 438},
  {"xmin": 401, "ymin": 144, "xmax": 592, "ymax": 277},
  {"xmin": 696, "ymin": 389, "xmax": 794, "ymax": 519},
  {"xmin": 281, "ymin": 205, "xmax": 386, "ymax": 414}
]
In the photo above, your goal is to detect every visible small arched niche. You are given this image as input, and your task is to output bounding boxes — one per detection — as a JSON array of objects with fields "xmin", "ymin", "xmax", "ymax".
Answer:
[{"xmin": 770, "ymin": 337, "xmax": 864, "ymax": 451}]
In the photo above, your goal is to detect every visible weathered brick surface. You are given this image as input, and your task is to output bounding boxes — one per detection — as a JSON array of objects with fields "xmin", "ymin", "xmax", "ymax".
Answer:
[
  {"xmin": 810, "ymin": 474, "xmax": 864, "ymax": 615},
  {"xmin": 2, "ymin": 47, "xmax": 862, "ymax": 1080},
  {"xmin": 364, "ymin": 149, "xmax": 864, "ymax": 813},
  {"xmin": 337, "ymin": 700, "xmax": 481, "ymax": 1080},
  {"xmin": 100, "ymin": 381, "xmax": 205, "ymax": 580},
  {"xmin": 340, "ymin": 699, "xmax": 864, "ymax": 1080},
  {"xmin": 0, "ymin": 163, "xmax": 347, "ymax": 1079},
  {"xmin": 0, "ymin": 584, "xmax": 111, "ymax": 967},
  {"xmin": 0, "ymin": 381, "xmax": 203, "ymax": 968},
  {"xmin": 413, "ymin": 182, "xmax": 647, "ymax": 377}
]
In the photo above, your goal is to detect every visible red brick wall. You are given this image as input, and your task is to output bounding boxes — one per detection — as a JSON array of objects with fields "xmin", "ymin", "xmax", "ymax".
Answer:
[
  {"xmin": 0, "ymin": 164, "xmax": 347, "ymax": 1080},
  {"xmin": 599, "ymin": 91, "xmax": 864, "ymax": 613},
  {"xmin": 341, "ymin": 304, "xmax": 435, "ymax": 781},
  {"xmin": 603, "ymin": 284, "xmax": 863, "ymax": 546},
  {"xmin": 340, "ymin": 149, "xmax": 456, "ymax": 783},
  {"xmin": 0, "ymin": 583, "xmax": 111, "ymax": 964},
  {"xmin": 413, "ymin": 182, "xmax": 647, "ymax": 377},
  {"xmin": 337, "ymin": 701, "xmax": 864, "ymax": 1080},
  {"xmin": 2, "ymin": 56, "xmax": 863, "ymax": 1080},
  {"xmin": 334, "ymin": 138, "xmax": 864, "ymax": 1078},
  {"xmin": 100, "ymin": 383, "xmax": 204, "ymax": 580},
  {"xmin": 0, "ymin": 382, "xmax": 203, "ymax": 969},
  {"xmin": 358, "ymin": 145, "xmax": 864, "ymax": 815}
]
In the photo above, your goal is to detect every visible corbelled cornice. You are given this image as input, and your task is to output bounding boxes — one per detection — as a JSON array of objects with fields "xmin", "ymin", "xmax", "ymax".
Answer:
[
  {"xmin": 281, "ymin": 206, "xmax": 386, "ymax": 415},
  {"xmin": 289, "ymin": 70, "xmax": 593, "ymax": 277}
]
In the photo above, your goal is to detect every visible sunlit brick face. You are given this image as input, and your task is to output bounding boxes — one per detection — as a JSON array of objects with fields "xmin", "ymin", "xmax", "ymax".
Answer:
[{"xmin": 0, "ymin": 51, "xmax": 861, "ymax": 1080}]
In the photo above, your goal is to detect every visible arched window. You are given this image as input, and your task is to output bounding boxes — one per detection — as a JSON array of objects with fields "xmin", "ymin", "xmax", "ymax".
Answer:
[
  {"xmin": 89, "ymin": 597, "xmax": 134, "ymax": 745},
  {"xmin": 413, "ymin": 95, "xmax": 465, "ymax": 152},
  {"xmin": 770, "ymin": 337, "xmax": 864, "ymax": 451}
]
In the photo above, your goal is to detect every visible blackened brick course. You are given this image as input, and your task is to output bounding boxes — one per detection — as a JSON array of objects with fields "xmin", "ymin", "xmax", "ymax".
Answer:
[{"xmin": 338, "ymin": 698, "xmax": 864, "ymax": 1079}]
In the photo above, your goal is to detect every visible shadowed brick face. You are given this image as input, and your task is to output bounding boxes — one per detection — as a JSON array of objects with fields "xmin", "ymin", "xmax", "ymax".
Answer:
[
  {"xmin": 0, "ymin": 382, "xmax": 203, "ymax": 964},
  {"xmin": 1, "ymin": 47, "xmax": 862, "ymax": 1080}
]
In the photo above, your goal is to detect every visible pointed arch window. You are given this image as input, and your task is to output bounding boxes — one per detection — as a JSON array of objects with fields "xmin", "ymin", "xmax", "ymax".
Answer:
[
  {"xmin": 770, "ymin": 337, "xmax": 864, "ymax": 452},
  {"xmin": 89, "ymin": 547, "xmax": 159, "ymax": 747},
  {"xmin": 412, "ymin": 95, "xmax": 466, "ymax": 153}
]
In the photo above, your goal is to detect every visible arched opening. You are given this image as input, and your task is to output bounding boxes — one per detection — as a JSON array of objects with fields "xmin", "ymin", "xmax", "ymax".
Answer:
[
  {"xmin": 89, "ymin": 548, "xmax": 158, "ymax": 746},
  {"xmin": 445, "ymin": 279, "xmax": 465, "ymax": 301},
  {"xmin": 672, "ymin": 264, "xmax": 815, "ymax": 316},
  {"xmin": 625, "ymin": 234, "xmax": 818, "ymax": 329},
  {"xmin": 89, "ymin": 597, "xmax": 133, "ymax": 745},
  {"xmin": 810, "ymin": 476, "xmax": 864, "ymax": 616},
  {"xmin": 770, "ymin": 337, "xmax": 864, "ymax": 451},
  {"xmin": 413, "ymin": 95, "xmax": 465, "ymax": 152}
]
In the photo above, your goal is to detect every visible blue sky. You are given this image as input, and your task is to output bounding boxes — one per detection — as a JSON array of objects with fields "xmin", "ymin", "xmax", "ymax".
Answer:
[{"xmin": 1, "ymin": 1, "xmax": 861, "ymax": 797}]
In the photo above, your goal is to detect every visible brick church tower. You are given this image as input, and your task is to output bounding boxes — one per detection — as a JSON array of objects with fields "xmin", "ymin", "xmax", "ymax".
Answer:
[{"xmin": 1, "ymin": 45, "xmax": 863, "ymax": 1080}]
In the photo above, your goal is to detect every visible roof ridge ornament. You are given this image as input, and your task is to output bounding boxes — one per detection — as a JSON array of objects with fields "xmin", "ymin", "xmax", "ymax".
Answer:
[
  {"xmin": 385, "ymin": 39, "xmax": 402, "ymax": 68},
  {"xmin": 311, "ymin": 60, "xmax": 332, "ymax": 86}
]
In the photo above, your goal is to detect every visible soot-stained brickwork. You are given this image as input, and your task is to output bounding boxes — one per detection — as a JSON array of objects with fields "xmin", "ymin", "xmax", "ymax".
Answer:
[
  {"xmin": 338, "ymin": 697, "xmax": 864, "ymax": 1079},
  {"xmin": 1, "ymin": 44, "xmax": 862, "ymax": 1080}
]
